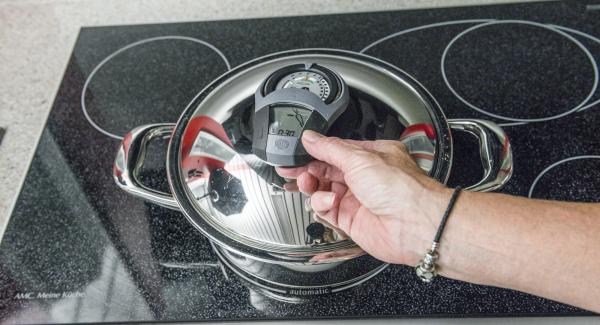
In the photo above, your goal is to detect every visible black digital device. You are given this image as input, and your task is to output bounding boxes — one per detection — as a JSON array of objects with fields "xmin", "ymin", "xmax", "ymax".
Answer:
[{"xmin": 252, "ymin": 63, "xmax": 349, "ymax": 166}]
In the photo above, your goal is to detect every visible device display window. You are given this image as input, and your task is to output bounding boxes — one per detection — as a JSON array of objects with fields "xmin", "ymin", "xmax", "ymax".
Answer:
[{"xmin": 268, "ymin": 106, "xmax": 312, "ymax": 138}]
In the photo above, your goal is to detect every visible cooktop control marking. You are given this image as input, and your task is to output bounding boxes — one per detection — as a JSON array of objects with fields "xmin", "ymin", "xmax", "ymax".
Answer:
[
  {"xmin": 586, "ymin": 4, "xmax": 600, "ymax": 11},
  {"xmin": 0, "ymin": 127, "xmax": 5, "ymax": 147}
]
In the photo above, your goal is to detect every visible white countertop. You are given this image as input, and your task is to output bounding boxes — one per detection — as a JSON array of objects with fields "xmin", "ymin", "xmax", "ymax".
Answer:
[{"xmin": 1, "ymin": 0, "xmax": 597, "ymax": 323}]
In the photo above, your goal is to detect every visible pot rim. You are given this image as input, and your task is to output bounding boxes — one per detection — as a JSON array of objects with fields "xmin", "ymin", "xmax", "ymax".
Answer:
[{"xmin": 166, "ymin": 48, "xmax": 453, "ymax": 264}]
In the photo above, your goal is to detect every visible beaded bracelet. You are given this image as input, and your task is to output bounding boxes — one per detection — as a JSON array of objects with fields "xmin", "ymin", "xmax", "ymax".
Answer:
[{"xmin": 415, "ymin": 186, "xmax": 462, "ymax": 283}]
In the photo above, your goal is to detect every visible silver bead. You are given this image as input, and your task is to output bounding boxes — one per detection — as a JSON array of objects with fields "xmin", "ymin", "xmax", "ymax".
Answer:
[
  {"xmin": 423, "ymin": 251, "xmax": 438, "ymax": 265},
  {"xmin": 415, "ymin": 263, "xmax": 437, "ymax": 283},
  {"xmin": 415, "ymin": 248, "xmax": 439, "ymax": 283}
]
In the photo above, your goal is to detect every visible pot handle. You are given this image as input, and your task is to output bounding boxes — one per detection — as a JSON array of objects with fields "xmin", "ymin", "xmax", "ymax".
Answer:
[
  {"xmin": 447, "ymin": 119, "xmax": 513, "ymax": 192},
  {"xmin": 113, "ymin": 123, "xmax": 180, "ymax": 210}
]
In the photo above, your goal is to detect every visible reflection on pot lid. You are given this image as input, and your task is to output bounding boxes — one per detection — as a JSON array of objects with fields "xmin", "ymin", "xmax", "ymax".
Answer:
[{"xmin": 176, "ymin": 50, "xmax": 438, "ymax": 254}]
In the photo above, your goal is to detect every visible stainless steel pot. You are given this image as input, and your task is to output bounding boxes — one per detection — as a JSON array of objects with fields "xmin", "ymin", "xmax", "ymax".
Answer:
[{"xmin": 113, "ymin": 49, "xmax": 513, "ymax": 298}]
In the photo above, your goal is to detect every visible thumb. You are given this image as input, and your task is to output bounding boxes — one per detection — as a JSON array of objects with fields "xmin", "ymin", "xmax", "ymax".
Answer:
[{"xmin": 301, "ymin": 130, "xmax": 362, "ymax": 172}]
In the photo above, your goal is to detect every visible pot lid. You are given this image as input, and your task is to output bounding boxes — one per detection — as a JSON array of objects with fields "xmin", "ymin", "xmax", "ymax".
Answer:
[{"xmin": 171, "ymin": 49, "xmax": 444, "ymax": 256}]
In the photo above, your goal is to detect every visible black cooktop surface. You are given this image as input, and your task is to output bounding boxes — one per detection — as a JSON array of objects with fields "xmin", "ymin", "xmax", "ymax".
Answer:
[{"xmin": 2, "ymin": 1, "xmax": 600, "ymax": 323}]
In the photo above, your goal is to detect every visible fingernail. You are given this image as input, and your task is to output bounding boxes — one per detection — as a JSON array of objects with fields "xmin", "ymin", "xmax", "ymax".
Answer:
[
  {"xmin": 302, "ymin": 130, "xmax": 323, "ymax": 143},
  {"xmin": 304, "ymin": 197, "xmax": 313, "ymax": 212},
  {"xmin": 324, "ymin": 192, "xmax": 336, "ymax": 205}
]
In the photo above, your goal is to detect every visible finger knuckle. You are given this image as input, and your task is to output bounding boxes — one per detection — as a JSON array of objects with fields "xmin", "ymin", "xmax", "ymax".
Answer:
[
  {"xmin": 365, "ymin": 151, "xmax": 385, "ymax": 164},
  {"xmin": 323, "ymin": 136, "xmax": 343, "ymax": 147},
  {"xmin": 324, "ymin": 165, "xmax": 337, "ymax": 180},
  {"xmin": 395, "ymin": 141, "xmax": 408, "ymax": 152},
  {"xmin": 347, "ymin": 151, "xmax": 373, "ymax": 166}
]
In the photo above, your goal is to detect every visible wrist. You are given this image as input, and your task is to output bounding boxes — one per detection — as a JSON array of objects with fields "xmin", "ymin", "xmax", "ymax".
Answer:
[
  {"xmin": 402, "ymin": 180, "xmax": 453, "ymax": 265},
  {"xmin": 426, "ymin": 189, "xmax": 484, "ymax": 284},
  {"xmin": 420, "ymin": 182, "xmax": 454, "ymax": 230}
]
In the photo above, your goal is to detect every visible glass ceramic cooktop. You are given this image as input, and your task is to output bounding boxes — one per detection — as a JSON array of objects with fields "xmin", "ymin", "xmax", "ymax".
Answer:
[{"xmin": 1, "ymin": 1, "xmax": 600, "ymax": 323}]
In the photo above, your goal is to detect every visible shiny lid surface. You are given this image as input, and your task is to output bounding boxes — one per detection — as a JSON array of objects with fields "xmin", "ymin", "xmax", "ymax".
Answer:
[{"xmin": 169, "ymin": 49, "xmax": 448, "ymax": 257}]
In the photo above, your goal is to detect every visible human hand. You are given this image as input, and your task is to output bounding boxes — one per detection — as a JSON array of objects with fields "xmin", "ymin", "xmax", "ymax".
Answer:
[{"xmin": 277, "ymin": 130, "xmax": 451, "ymax": 265}]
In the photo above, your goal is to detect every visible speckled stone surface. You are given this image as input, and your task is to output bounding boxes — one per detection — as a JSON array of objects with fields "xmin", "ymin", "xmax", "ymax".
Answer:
[{"xmin": 1, "ymin": 0, "xmax": 600, "ymax": 323}]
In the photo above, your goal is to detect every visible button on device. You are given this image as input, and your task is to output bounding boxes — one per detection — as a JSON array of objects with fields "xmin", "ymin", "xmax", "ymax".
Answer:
[
  {"xmin": 275, "ymin": 138, "xmax": 290, "ymax": 150},
  {"xmin": 267, "ymin": 134, "xmax": 297, "ymax": 155}
]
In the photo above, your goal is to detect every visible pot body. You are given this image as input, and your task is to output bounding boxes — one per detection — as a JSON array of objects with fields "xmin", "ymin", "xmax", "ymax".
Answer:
[{"xmin": 114, "ymin": 49, "xmax": 513, "ymax": 296}]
